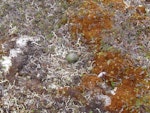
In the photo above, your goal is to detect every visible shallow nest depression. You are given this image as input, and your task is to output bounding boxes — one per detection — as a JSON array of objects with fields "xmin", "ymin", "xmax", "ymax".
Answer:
[{"xmin": 0, "ymin": 0, "xmax": 150, "ymax": 113}]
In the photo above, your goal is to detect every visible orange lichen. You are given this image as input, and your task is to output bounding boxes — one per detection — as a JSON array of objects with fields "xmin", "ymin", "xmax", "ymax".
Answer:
[
  {"xmin": 81, "ymin": 74, "xmax": 101, "ymax": 88},
  {"xmin": 93, "ymin": 53, "xmax": 145, "ymax": 112},
  {"xmin": 92, "ymin": 52, "xmax": 145, "ymax": 77},
  {"xmin": 69, "ymin": 0, "xmax": 112, "ymax": 47},
  {"xmin": 107, "ymin": 79, "xmax": 137, "ymax": 112},
  {"xmin": 92, "ymin": 52, "xmax": 129, "ymax": 75},
  {"xmin": 101, "ymin": 0, "xmax": 125, "ymax": 10},
  {"xmin": 92, "ymin": 51, "xmax": 146, "ymax": 112}
]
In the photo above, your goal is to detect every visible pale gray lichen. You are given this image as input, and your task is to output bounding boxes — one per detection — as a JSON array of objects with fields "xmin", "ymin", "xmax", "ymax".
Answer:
[{"xmin": 0, "ymin": 56, "xmax": 12, "ymax": 74}]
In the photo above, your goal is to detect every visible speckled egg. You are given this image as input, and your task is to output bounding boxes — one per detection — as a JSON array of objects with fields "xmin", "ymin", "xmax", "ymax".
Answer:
[{"xmin": 66, "ymin": 52, "xmax": 79, "ymax": 63}]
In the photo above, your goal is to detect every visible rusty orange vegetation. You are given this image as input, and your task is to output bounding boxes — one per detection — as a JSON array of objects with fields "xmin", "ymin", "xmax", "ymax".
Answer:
[
  {"xmin": 101, "ymin": 0, "xmax": 125, "ymax": 10},
  {"xmin": 69, "ymin": 0, "xmax": 112, "ymax": 50},
  {"xmin": 93, "ymin": 52, "xmax": 146, "ymax": 112},
  {"xmin": 59, "ymin": 0, "xmax": 149, "ymax": 112}
]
